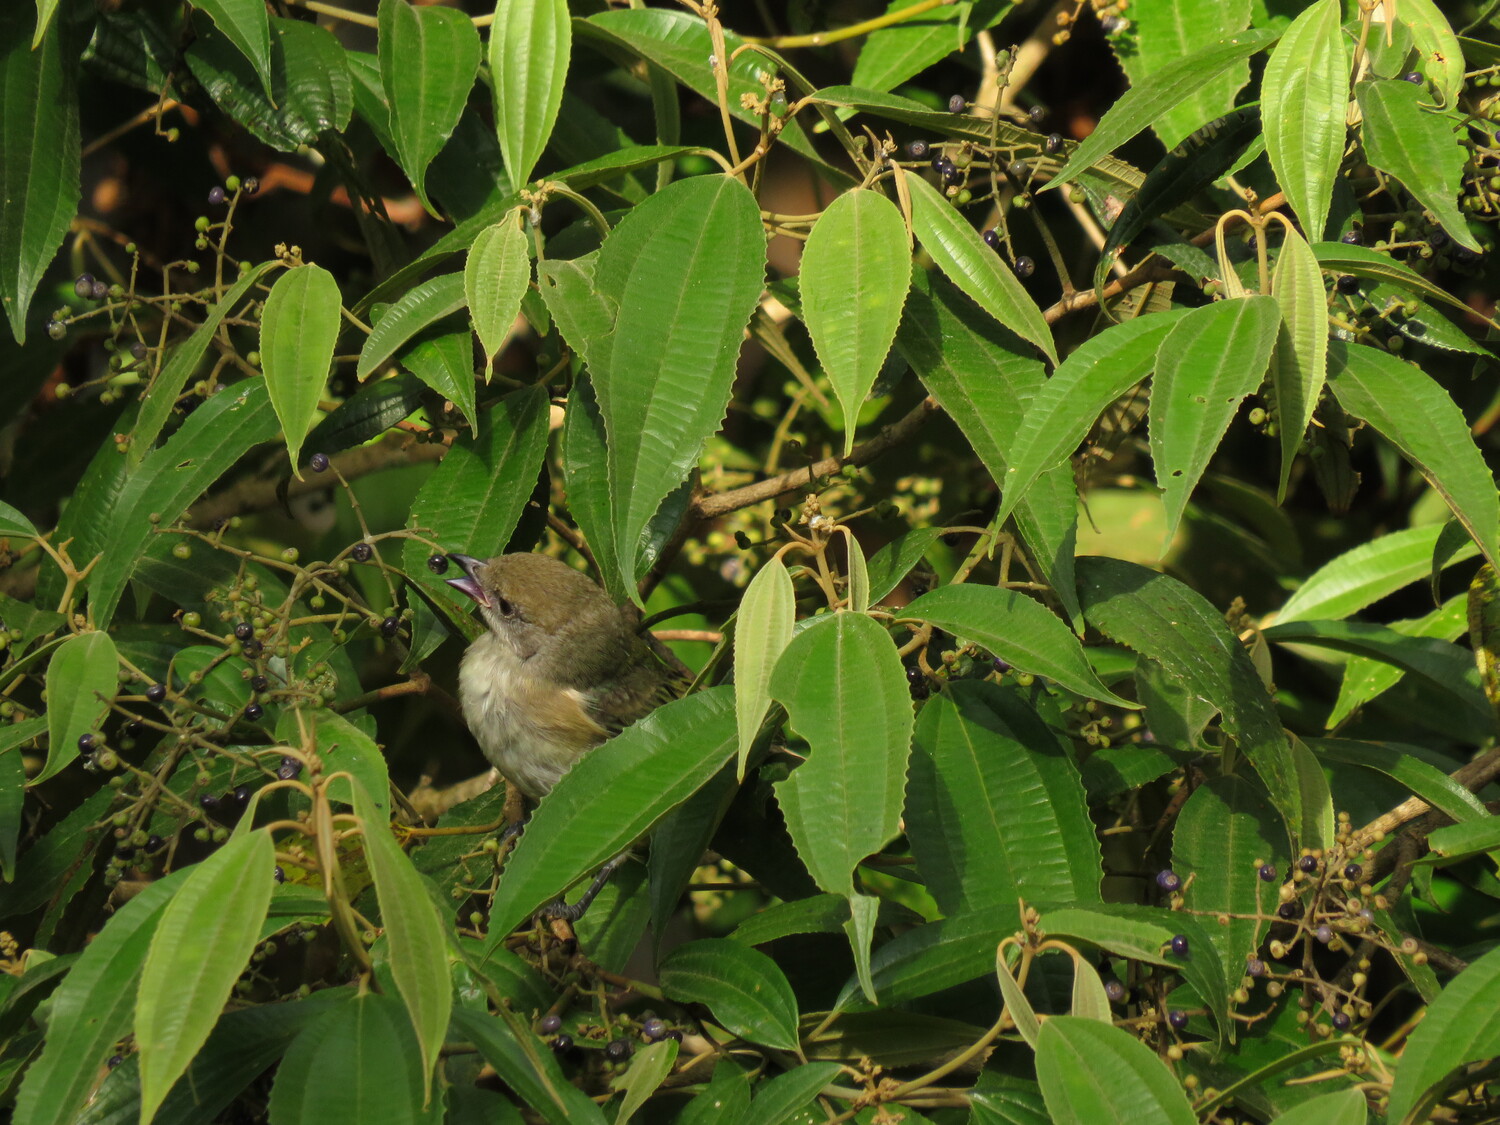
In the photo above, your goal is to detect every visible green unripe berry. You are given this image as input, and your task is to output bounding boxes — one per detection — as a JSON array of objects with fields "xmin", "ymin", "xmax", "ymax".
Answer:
[
  {"xmin": 165, "ymin": 127, "xmax": 180, "ymax": 142},
  {"xmin": 182, "ymin": 611, "xmax": 202, "ymax": 629},
  {"xmin": 225, "ymin": 175, "xmax": 241, "ymax": 192},
  {"xmin": 172, "ymin": 542, "xmax": 192, "ymax": 560}
]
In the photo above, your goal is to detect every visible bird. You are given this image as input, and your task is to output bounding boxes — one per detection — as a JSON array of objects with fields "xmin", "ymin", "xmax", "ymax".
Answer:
[{"xmin": 445, "ymin": 552, "xmax": 679, "ymax": 918}]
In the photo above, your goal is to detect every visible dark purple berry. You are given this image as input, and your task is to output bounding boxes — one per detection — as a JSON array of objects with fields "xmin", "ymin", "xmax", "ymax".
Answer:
[
  {"xmin": 538, "ymin": 1013, "xmax": 563, "ymax": 1034},
  {"xmin": 146, "ymin": 835, "xmax": 164, "ymax": 852},
  {"xmin": 199, "ymin": 793, "xmax": 221, "ymax": 813},
  {"xmin": 234, "ymin": 621, "xmax": 253, "ymax": 641},
  {"xmin": 1155, "ymin": 869, "xmax": 1181, "ymax": 893},
  {"xmin": 123, "ymin": 720, "xmax": 143, "ymax": 738},
  {"xmin": 251, "ymin": 675, "xmax": 269, "ymax": 693},
  {"xmin": 641, "ymin": 1017, "xmax": 667, "ymax": 1041},
  {"xmin": 78, "ymin": 732, "xmax": 98, "ymax": 753},
  {"xmin": 233, "ymin": 783, "xmax": 253, "ymax": 805},
  {"xmin": 1013, "ymin": 256, "xmax": 1035, "ymax": 279},
  {"xmin": 982, "ymin": 229, "xmax": 1001, "ymax": 251},
  {"xmin": 604, "ymin": 1038, "xmax": 633, "ymax": 1061},
  {"xmin": 1258, "ymin": 863, "xmax": 1277, "ymax": 882},
  {"xmin": 1167, "ymin": 1009, "xmax": 1188, "ymax": 1030},
  {"xmin": 277, "ymin": 756, "xmax": 302, "ymax": 780},
  {"xmin": 1428, "ymin": 228, "xmax": 1448, "ymax": 249},
  {"xmin": 146, "ymin": 683, "xmax": 167, "ymax": 704},
  {"xmin": 663, "ymin": 1028, "xmax": 683, "ymax": 1042},
  {"xmin": 1044, "ymin": 132, "xmax": 1064, "ymax": 154},
  {"xmin": 1246, "ymin": 957, "xmax": 1266, "ymax": 977},
  {"xmin": 1331, "ymin": 1011, "xmax": 1351, "ymax": 1030},
  {"xmin": 242, "ymin": 177, "xmax": 259, "ymax": 195},
  {"xmin": 1336, "ymin": 274, "xmax": 1360, "ymax": 294},
  {"xmin": 241, "ymin": 639, "xmax": 262, "ymax": 658},
  {"xmin": 1104, "ymin": 978, "xmax": 1127, "ymax": 1002},
  {"xmin": 74, "ymin": 273, "xmax": 95, "ymax": 299},
  {"xmin": 1028, "ymin": 105, "xmax": 1047, "ymax": 124},
  {"xmin": 992, "ymin": 656, "xmax": 1010, "ymax": 674},
  {"xmin": 1297, "ymin": 855, "xmax": 1319, "ymax": 874},
  {"xmin": 107, "ymin": 1055, "xmax": 123, "ymax": 1068},
  {"xmin": 929, "ymin": 151, "xmax": 946, "ymax": 172},
  {"xmin": 379, "ymin": 616, "xmax": 400, "ymax": 638},
  {"xmin": 1341, "ymin": 229, "xmax": 1363, "ymax": 245},
  {"xmin": 907, "ymin": 140, "xmax": 929, "ymax": 159},
  {"xmin": 352, "ymin": 542, "xmax": 374, "ymax": 563},
  {"xmin": 939, "ymin": 159, "xmax": 960, "ymax": 184},
  {"xmin": 948, "ymin": 94, "xmax": 966, "ymax": 113},
  {"xmin": 1170, "ymin": 934, "xmax": 1189, "ymax": 957},
  {"xmin": 207, "ymin": 186, "xmax": 227, "ymax": 205},
  {"xmin": 309, "ymin": 452, "xmax": 330, "ymax": 473},
  {"xmin": 427, "ymin": 554, "xmax": 449, "ymax": 575},
  {"xmin": 1278, "ymin": 901, "xmax": 1300, "ymax": 920},
  {"xmin": 245, "ymin": 702, "xmax": 264, "ymax": 721},
  {"xmin": 1343, "ymin": 863, "xmax": 1363, "ymax": 882},
  {"xmin": 130, "ymin": 341, "xmax": 148, "ymax": 361},
  {"xmin": 1315, "ymin": 924, "xmax": 1333, "ymax": 944},
  {"xmin": 273, "ymin": 865, "xmax": 285, "ymax": 883},
  {"xmin": 551, "ymin": 1033, "xmax": 574, "ymax": 1053},
  {"xmin": 1402, "ymin": 71, "xmax": 1423, "ymax": 84}
]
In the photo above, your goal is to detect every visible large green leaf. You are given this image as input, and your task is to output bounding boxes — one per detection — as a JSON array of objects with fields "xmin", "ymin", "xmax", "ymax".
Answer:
[
  {"xmin": 1036, "ymin": 1018, "xmax": 1196, "ymax": 1125},
  {"xmin": 1048, "ymin": 28, "xmax": 1280, "ymax": 191},
  {"xmin": 451, "ymin": 1006, "xmax": 606, "ymax": 1124},
  {"xmin": 486, "ymin": 687, "xmax": 737, "ymax": 938},
  {"xmin": 904, "ymin": 585, "xmax": 1136, "ymax": 708},
  {"xmin": 907, "ymin": 682, "xmax": 1100, "ymax": 916},
  {"xmin": 1148, "ymin": 296, "xmax": 1280, "ymax": 547},
  {"xmin": 1387, "ymin": 944, "xmax": 1500, "ymax": 1123},
  {"xmin": 136, "ymin": 830, "xmax": 276, "ymax": 1125},
  {"xmin": 260, "ymin": 263, "xmax": 341, "ymax": 472},
  {"xmin": 1309, "ymin": 738, "xmax": 1487, "ymax": 824},
  {"xmin": 905, "ymin": 172, "xmax": 1055, "ymax": 363},
  {"xmin": 1270, "ymin": 227, "xmax": 1330, "ymax": 501},
  {"xmin": 1078, "ymin": 557, "xmax": 1302, "ymax": 839},
  {"xmin": 1328, "ymin": 340, "xmax": 1499, "ymax": 568},
  {"xmin": 1400, "ymin": 0, "xmax": 1465, "ymax": 107},
  {"xmin": 398, "ymin": 316, "xmax": 478, "ymax": 431},
  {"xmin": 574, "ymin": 174, "xmax": 764, "ymax": 595},
  {"xmin": 38, "ymin": 631, "xmax": 117, "ymax": 785},
  {"xmin": 1170, "ymin": 775, "xmax": 1286, "ymax": 985},
  {"xmin": 1356, "ymin": 78, "xmax": 1478, "ymax": 252},
  {"xmin": 800, "ymin": 189, "xmax": 910, "ymax": 454},
  {"xmin": 658, "ymin": 939, "xmax": 799, "ymax": 1051},
  {"xmin": 1277, "ymin": 523, "xmax": 1477, "ymax": 624},
  {"xmin": 378, "ymin": 0, "xmax": 481, "ymax": 215},
  {"xmin": 464, "ymin": 215, "xmax": 530, "ymax": 368},
  {"xmin": 489, "ymin": 0, "xmax": 569, "ymax": 187},
  {"xmin": 1312, "ymin": 242, "xmax": 1484, "ymax": 325},
  {"xmin": 851, "ymin": 0, "xmax": 1011, "ymax": 93},
  {"xmin": 357, "ymin": 272, "xmax": 467, "ymax": 380},
  {"xmin": 92, "ymin": 381, "xmax": 282, "ymax": 626},
  {"xmin": 0, "ymin": 7, "xmax": 79, "ymax": 344},
  {"xmin": 351, "ymin": 779, "xmax": 450, "ymax": 1103},
  {"xmin": 1116, "ymin": 0, "xmax": 1252, "ymax": 149},
  {"xmin": 1326, "ymin": 596, "xmax": 1467, "ymax": 727},
  {"xmin": 192, "ymin": 0, "xmax": 272, "ymax": 98},
  {"xmin": 1260, "ymin": 0, "xmax": 1345, "ymax": 240}
]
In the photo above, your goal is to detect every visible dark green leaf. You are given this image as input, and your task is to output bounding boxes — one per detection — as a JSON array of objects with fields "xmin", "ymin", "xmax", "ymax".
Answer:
[
  {"xmin": 450, "ymin": 1005, "xmax": 606, "ymax": 1124},
  {"xmin": 38, "ymin": 631, "xmax": 117, "ymax": 784},
  {"xmin": 358, "ymin": 272, "xmax": 467, "ymax": 380},
  {"xmin": 302, "ymin": 373, "xmax": 426, "ymax": 461},
  {"xmin": 1036, "ymin": 1017, "xmax": 1196, "ymax": 1124},
  {"xmin": 659, "ymin": 938, "xmax": 800, "ymax": 1051},
  {"xmin": 1387, "ymin": 944, "xmax": 1500, "ymax": 1123},
  {"xmin": 193, "ymin": 0, "xmax": 272, "ymax": 98},
  {"xmin": 398, "ymin": 316, "xmax": 478, "ymax": 431}
]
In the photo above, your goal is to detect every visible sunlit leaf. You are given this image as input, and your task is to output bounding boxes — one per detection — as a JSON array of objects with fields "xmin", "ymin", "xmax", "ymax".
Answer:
[
  {"xmin": 260, "ymin": 264, "xmax": 342, "ymax": 472},
  {"xmin": 489, "ymin": 0, "xmax": 569, "ymax": 187},
  {"xmin": 1261, "ymin": 0, "xmax": 1345, "ymax": 240}
]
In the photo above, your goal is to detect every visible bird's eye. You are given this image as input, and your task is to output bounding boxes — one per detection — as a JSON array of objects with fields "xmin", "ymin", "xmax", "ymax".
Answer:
[{"xmin": 497, "ymin": 596, "xmax": 516, "ymax": 617}]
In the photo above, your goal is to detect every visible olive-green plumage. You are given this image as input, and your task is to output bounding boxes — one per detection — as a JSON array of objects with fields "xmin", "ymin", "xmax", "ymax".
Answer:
[{"xmin": 447, "ymin": 552, "xmax": 674, "ymax": 799}]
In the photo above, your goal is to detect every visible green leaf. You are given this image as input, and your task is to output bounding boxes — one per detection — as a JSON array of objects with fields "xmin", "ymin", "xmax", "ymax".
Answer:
[
  {"xmin": 192, "ymin": 0, "xmax": 272, "ymax": 99},
  {"xmin": 1328, "ymin": 596, "xmax": 1467, "ymax": 726},
  {"xmin": 1036, "ymin": 1017, "xmax": 1197, "ymax": 1125},
  {"xmin": 1261, "ymin": 0, "xmax": 1345, "ymax": 240},
  {"xmin": 451, "ymin": 1006, "xmax": 606, "ymax": 1125},
  {"xmin": 401, "ymin": 384, "xmax": 550, "ymax": 628},
  {"xmin": 851, "ymin": 0, "xmax": 1009, "ymax": 93},
  {"xmin": 267, "ymin": 991, "xmax": 440, "ymax": 1125},
  {"xmin": 1171, "ymin": 775, "xmax": 1286, "ymax": 983},
  {"xmin": 486, "ymin": 687, "xmax": 737, "ymax": 937},
  {"xmin": 561, "ymin": 376, "xmax": 623, "ymax": 599},
  {"xmin": 1271, "ymin": 228, "xmax": 1330, "ymax": 502},
  {"xmin": 131, "ymin": 260, "xmax": 279, "ymax": 467},
  {"xmin": 136, "ymin": 830, "xmax": 276, "ymax": 1125},
  {"xmin": 0, "ymin": 740, "xmax": 23, "ymax": 880},
  {"xmin": 729, "ymin": 894, "xmax": 849, "ymax": 947},
  {"xmin": 261, "ymin": 263, "xmax": 341, "ymax": 472},
  {"xmin": 93, "ymin": 381, "xmax": 282, "ymax": 626},
  {"xmin": 297, "ymin": 709, "xmax": 391, "ymax": 818},
  {"xmin": 1148, "ymin": 296, "xmax": 1280, "ymax": 547},
  {"xmin": 835, "ymin": 904, "xmax": 1008, "ymax": 1011},
  {"xmin": 800, "ymin": 189, "xmax": 910, "ymax": 453},
  {"xmin": 672, "ymin": 1057, "xmax": 749, "ymax": 1125},
  {"xmin": 39, "ymin": 631, "xmax": 118, "ymax": 785},
  {"xmin": 0, "ymin": 7, "xmax": 79, "ymax": 344},
  {"xmin": 1278, "ymin": 523, "xmax": 1476, "ymax": 624},
  {"xmin": 1048, "ymin": 28, "xmax": 1280, "ymax": 192},
  {"xmin": 995, "ymin": 309, "xmax": 1188, "ymax": 529},
  {"xmin": 1400, "ymin": 0, "xmax": 1464, "ymax": 107},
  {"xmin": 186, "ymin": 17, "xmax": 354, "ymax": 152},
  {"xmin": 357, "ymin": 272, "xmax": 467, "ymax": 380},
  {"xmin": 613, "ymin": 1038, "xmax": 677, "ymax": 1125},
  {"xmin": 1272, "ymin": 1088, "xmax": 1368, "ymax": 1125},
  {"xmin": 464, "ymin": 215, "xmax": 530, "ymax": 368},
  {"xmin": 771, "ymin": 614, "xmax": 912, "ymax": 901},
  {"xmin": 867, "ymin": 528, "xmax": 942, "ymax": 605},
  {"xmin": 12, "ymin": 873, "xmax": 183, "ymax": 1125},
  {"xmin": 1387, "ymin": 944, "xmax": 1500, "ymax": 1123},
  {"xmin": 1356, "ymin": 79, "xmax": 1477, "ymax": 252},
  {"xmin": 398, "ymin": 316, "xmax": 478, "ymax": 431},
  {"xmin": 659, "ymin": 939, "xmax": 800, "ymax": 1051},
  {"xmin": 907, "ymin": 682, "xmax": 1100, "ymax": 915},
  {"xmin": 0, "ymin": 500, "xmax": 36, "ymax": 540},
  {"xmin": 575, "ymin": 174, "xmax": 764, "ymax": 594},
  {"xmin": 905, "ymin": 173, "xmax": 1056, "ymax": 363},
  {"xmin": 749, "ymin": 1062, "xmax": 842, "ymax": 1124},
  {"xmin": 1328, "ymin": 340, "xmax": 1500, "ymax": 567},
  {"xmin": 1115, "ymin": 0, "xmax": 1252, "ymax": 149},
  {"xmin": 903, "ymin": 585, "xmax": 1137, "ymax": 708},
  {"xmin": 351, "ymin": 778, "xmax": 450, "ymax": 1103},
  {"xmin": 489, "ymin": 0, "xmax": 569, "ymax": 187},
  {"xmin": 1312, "ymin": 242, "xmax": 1484, "ymax": 326},
  {"xmin": 302, "ymin": 372, "xmax": 425, "ymax": 463},
  {"xmin": 734, "ymin": 555, "xmax": 794, "ymax": 780},
  {"xmin": 378, "ymin": 0, "xmax": 481, "ymax": 215},
  {"xmin": 1078, "ymin": 557, "xmax": 1302, "ymax": 840},
  {"xmin": 1309, "ymin": 738, "xmax": 1487, "ymax": 824}
]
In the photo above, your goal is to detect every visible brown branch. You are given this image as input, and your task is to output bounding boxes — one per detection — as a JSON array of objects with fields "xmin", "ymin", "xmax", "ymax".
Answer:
[
  {"xmin": 693, "ymin": 396, "xmax": 941, "ymax": 520},
  {"xmin": 1356, "ymin": 745, "xmax": 1500, "ymax": 844}
]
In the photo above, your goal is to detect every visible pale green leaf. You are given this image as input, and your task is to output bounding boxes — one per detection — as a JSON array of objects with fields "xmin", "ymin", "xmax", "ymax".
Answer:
[
  {"xmin": 1261, "ymin": 0, "xmax": 1345, "ymax": 240},
  {"xmin": 1036, "ymin": 1018, "xmax": 1197, "ymax": 1125},
  {"xmin": 39, "ymin": 632, "xmax": 118, "ymax": 785},
  {"xmin": 1277, "ymin": 523, "xmax": 1477, "ymax": 624},
  {"xmin": 464, "ymin": 216, "xmax": 530, "ymax": 368},
  {"xmin": 734, "ymin": 556, "xmax": 794, "ymax": 781},
  {"xmin": 1387, "ymin": 944, "xmax": 1500, "ymax": 1123},
  {"xmin": 1270, "ymin": 228, "xmax": 1330, "ymax": 501},
  {"xmin": 489, "ymin": 0, "xmax": 570, "ymax": 187},
  {"xmin": 613, "ymin": 1039, "xmax": 677, "ymax": 1125},
  {"xmin": 357, "ymin": 272, "xmax": 467, "ymax": 379},
  {"xmin": 260, "ymin": 263, "xmax": 341, "ymax": 472},
  {"xmin": 1116, "ymin": 0, "xmax": 1252, "ymax": 149},
  {"xmin": 1399, "ymin": 0, "xmax": 1464, "ymax": 107}
]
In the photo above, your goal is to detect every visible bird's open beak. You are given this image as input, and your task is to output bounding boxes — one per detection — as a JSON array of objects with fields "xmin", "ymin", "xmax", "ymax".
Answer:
[{"xmin": 445, "ymin": 554, "xmax": 492, "ymax": 608}]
